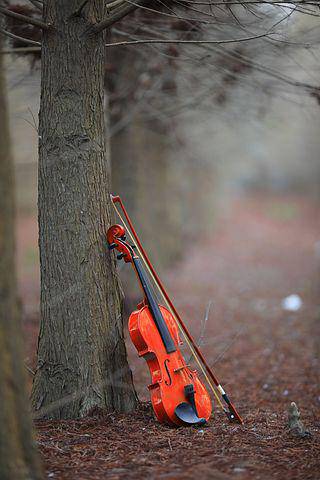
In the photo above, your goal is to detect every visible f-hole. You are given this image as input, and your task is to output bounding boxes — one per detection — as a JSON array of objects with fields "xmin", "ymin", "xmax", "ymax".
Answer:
[{"xmin": 164, "ymin": 359, "xmax": 172, "ymax": 386}]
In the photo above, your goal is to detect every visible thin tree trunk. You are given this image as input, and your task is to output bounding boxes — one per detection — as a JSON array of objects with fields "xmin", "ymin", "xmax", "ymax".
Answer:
[
  {"xmin": 0, "ymin": 35, "xmax": 42, "ymax": 480},
  {"xmin": 31, "ymin": 0, "xmax": 137, "ymax": 419}
]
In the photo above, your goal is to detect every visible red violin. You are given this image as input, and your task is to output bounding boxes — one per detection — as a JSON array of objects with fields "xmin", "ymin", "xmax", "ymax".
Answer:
[{"xmin": 107, "ymin": 195, "xmax": 243, "ymax": 427}]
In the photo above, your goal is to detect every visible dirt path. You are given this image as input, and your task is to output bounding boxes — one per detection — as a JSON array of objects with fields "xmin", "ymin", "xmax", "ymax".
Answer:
[{"xmin": 22, "ymin": 193, "xmax": 319, "ymax": 479}]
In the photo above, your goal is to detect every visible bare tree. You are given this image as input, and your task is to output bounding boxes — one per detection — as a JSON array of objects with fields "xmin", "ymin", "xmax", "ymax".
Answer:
[{"xmin": 0, "ymin": 30, "xmax": 42, "ymax": 480}]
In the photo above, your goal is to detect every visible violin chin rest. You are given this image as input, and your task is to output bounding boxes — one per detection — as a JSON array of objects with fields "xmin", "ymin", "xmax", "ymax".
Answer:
[{"xmin": 174, "ymin": 402, "xmax": 207, "ymax": 426}]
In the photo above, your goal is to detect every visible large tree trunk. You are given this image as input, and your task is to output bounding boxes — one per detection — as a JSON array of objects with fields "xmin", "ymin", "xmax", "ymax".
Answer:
[
  {"xmin": 31, "ymin": 0, "xmax": 137, "ymax": 419},
  {"xmin": 0, "ymin": 36, "xmax": 42, "ymax": 480}
]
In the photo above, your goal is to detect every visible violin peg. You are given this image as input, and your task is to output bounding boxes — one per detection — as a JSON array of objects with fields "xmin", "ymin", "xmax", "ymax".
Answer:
[
  {"xmin": 117, "ymin": 253, "xmax": 125, "ymax": 260},
  {"xmin": 108, "ymin": 242, "xmax": 117, "ymax": 250}
]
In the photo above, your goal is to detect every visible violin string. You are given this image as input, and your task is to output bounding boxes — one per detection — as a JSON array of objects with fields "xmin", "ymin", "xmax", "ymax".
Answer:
[{"xmin": 111, "ymin": 200, "xmax": 225, "ymax": 412}]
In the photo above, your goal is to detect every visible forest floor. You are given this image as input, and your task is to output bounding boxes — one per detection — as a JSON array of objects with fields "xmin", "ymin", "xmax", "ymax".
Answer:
[{"xmin": 20, "ymin": 193, "xmax": 320, "ymax": 480}]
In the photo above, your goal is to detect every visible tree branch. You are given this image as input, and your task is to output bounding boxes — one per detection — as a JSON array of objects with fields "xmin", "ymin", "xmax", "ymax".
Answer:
[
  {"xmin": 27, "ymin": 0, "xmax": 43, "ymax": 11},
  {"xmin": 0, "ymin": 26, "xmax": 41, "ymax": 46},
  {"xmin": 106, "ymin": 0, "xmax": 126, "ymax": 9},
  {"xmin": 105, "ymin": 31, "xmax": 274, "ymax": 47},
  {"xmin": 0, "ymin": 46, "xmax": 41, "ymax": 54},
  {"xmin": 0, "ymin": 6, "xmax": 49, "ymax": 30},
  {"xmin": 90, "ymin": 0, "xmax": 149, "ymax": 34}
]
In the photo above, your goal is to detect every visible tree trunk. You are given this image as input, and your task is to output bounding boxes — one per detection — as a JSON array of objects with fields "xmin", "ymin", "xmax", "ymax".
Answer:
[
  {"xmin": 0, "ymin": 35, "xmax": 42, "ymax": 480},
  {"xmin": 31, "ymin": 0, "xmax": 137, "ymax": 419}
]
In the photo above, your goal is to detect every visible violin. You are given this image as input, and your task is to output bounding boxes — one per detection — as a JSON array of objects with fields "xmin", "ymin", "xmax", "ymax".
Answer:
[
  {"xmin": 107, "ymin": 195, "xmax": 243, "ymax": 427},
  {"xmin": 107, "ymin": 223, "xmax": 211, "ymax": 426}
]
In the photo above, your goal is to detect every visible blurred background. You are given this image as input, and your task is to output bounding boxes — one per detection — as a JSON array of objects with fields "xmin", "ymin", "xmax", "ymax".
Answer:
[{"xmin": 4, "ymin": 0, "xmax": 320, "ymax": 400}]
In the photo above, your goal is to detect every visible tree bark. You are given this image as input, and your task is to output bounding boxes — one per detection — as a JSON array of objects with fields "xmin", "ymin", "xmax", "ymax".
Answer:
[
  {"xmin": 31, "ymin": 0, "xmax": 137, "ymax": 419},
  {"xmin": 0, "ymin": 34, "xmax": 43, "ymax": 480}
]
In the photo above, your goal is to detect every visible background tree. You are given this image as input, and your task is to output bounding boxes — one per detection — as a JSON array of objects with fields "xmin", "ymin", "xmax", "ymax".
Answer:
[{"xmin": 0, "ymin": 30, "xmax": 42, "ymax": 480}]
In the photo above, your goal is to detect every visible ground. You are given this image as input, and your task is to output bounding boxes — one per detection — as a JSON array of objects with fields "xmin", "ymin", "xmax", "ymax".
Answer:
[{"xmin": 20, "ymin": 193, "xmax": 320, "ymax": 479}]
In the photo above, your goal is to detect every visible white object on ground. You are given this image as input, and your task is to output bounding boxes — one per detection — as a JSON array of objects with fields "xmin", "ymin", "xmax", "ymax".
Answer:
[{"xmin": 281, "ymin": 294, "xmax": 302, "ymax": 312}]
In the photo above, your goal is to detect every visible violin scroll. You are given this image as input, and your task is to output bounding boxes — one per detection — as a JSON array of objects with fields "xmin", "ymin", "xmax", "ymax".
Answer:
[{"xmin": 107, "ymin": 224, "xmax": 133, "ymax": 263}]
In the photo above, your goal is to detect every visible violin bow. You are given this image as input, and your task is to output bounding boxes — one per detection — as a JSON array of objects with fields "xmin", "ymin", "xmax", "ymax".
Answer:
[{"xmin": 110, "ymin": 194, "xmax": 243, "ymax": 425}]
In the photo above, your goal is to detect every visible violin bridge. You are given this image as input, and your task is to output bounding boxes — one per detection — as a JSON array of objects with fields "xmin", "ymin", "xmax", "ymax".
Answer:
[{"xmin": 174, "ymin": 365, "xmax": 191, "ymax": 373}]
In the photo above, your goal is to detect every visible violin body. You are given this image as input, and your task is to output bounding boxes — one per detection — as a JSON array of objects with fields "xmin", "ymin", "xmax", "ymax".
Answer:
[{"xmin": 129, "ymin": 304, "xmax": 212, "ymax": 426}]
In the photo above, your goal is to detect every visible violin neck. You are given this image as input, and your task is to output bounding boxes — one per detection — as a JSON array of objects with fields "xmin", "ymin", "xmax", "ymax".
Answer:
[{"xmin": 132, "ymin": 257, "xmax": 176, "ymax": 354}]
